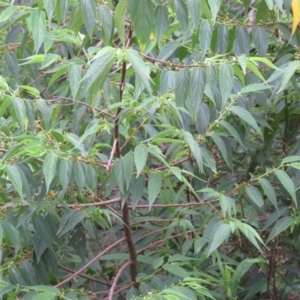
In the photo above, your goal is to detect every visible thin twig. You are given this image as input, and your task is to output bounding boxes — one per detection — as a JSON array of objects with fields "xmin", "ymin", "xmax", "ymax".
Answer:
[
  {"xmin": 54, "ymin": 238, "xmax": 126, "ymax": 288},
  {"xmin": 108, "ymin": 261, "xmax": 133, "ymax": 300},
  {"xmin": 58, "ymin": 264, "xmax": 111, "ymax": 286},
  {"xmin": 106, "ymin": 139, "xmax": 118, "ymax": 170}
]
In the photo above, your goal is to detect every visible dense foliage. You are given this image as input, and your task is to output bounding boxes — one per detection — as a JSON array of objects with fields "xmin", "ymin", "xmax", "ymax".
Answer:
[{"xmin": 1, "ymin": 0, "xmax": 300, "ymax": 299}]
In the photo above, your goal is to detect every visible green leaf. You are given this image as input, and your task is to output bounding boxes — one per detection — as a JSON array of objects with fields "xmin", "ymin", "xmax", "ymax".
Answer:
[
  {"xmin": 190, "ymin": 68, "xmax": 206, "ymax": 104},
  {"xmin": 126, "ymin": 49, "xmax": 152, "ymax": 94},
  {"xmin": 237, "ymin": 54, "xmax": 247, "ymax": 74},
  {"xmin": 43, "ymin": 154, "xmax": 57, "ymax": 193},
  {"xmin": 68, "ymin": 64, "xmax": 82, "ymax": 98},
  {"xmin": 26, "ymin": 285, "xmax": 60, "ymax": 294},
  {"xmin": 6, "ymin": 165, "xmax": 23, "ymax": 200},
  {"xmin": 246, "ymin": 60, "xmax": 266, "ymax": 82},
  {"xmin": 34, "ymin": 293, "xmax": 58, "ymax": 300},
  {"xmin": 130, "ymin": 174, "xmax": 145, "ymax": 208},
  {"xmin": 276, "ymin": 61, "xmax": 300, "ymax": 94},
  {"xmin": 163, "ymin": 264, "xmax": 190, "ymax": 278},
  {"xmin": 275, "ymin": 170, "xmax": 297, "ymax": 206},
  {"xmin": 155, "ymin": 5, "xmax": 168, "ymax": 41},
  {"xmin": 157, "ymin": 41, "xmax": 180, "ymax": 60},
  {"xmin": 199, "ymin": 20, "xmax": 212, "ymax": 57},
  {"xmin": 230, "ymin": 106, "xmax": 262, "ymax": 137},
  {"xmin": 74, "ymin": 162, "xmax": 86, "ymax": 193},
  {"xmin": 219, "ymin": 195, "xmax": 236, "ymax": 217},
  {"xmin": 44, "ymin": 0, "xmax": 56, "ymax": 22},
  {"xmin": 211, "ymin": 132, "xmax": 229, "ymax": 165},
  {"xmin": 81, "ymin": 0, "xmax": 96, "ymax": 39},
  {"xmin": 245, "ymin": 185, "xmax": 264, "ymax": 207},
  {"xmin": 99, "ymin": 5, "xmax": 113, "ymax": 46},
  {"xmin": 233, "ymin": 27, "xmax": 250, "ymax": 56},
  {"xmin": 152, "ymin": 257, "xmax": 164, "ymax": 270},
  {"xmin": 219, "ymin": 64, "xmax": 234, "ymax": 105},
  {"xmin": 282, "ymin": 156, "xmax": 300, "ymax": 164},
  {"xmin": 81, "ymin": 46, "xmax": 116, "ymax": 89},
  {"xmin": 134, "ymin": 145, "xmax": 148, "ymax": 177},
  {"xmin": 123, "ymin": 152, "xmax": 134, "ymax": 189},
  {"xmin": 207, "ymin": 222, "xmax": 231, "ymax": 256},
  {"xmin": 174, "ymin": 0, "xmax": 188, "ymax": 33},
  {"xmin": 219, "ymin": 120, "xmax": 246, "ymax": 149},
  {"xmin": 207, "ymin": 0, "xmax": 221, "ymax": 23},
  {"xmin": 0, "ymin": 5, "xmax": 17, "ymax": 23},
  {"xmin": 59, "ymin": 159, "xmax": 73, "ymax": 193},
  {"xmin": 31, "ymin": 10, "xmax": 46, "ymax": 53},
  {"xmin": 200, "ymin": 147, "xmax": 217, "ymax": 173},
  {"xmin": 114, "ymin": 0, "xmax": 127, "ymax": 46},
  {"xmin": 266, "ymin": 216, "xmax": 294, "ymax": 243},
  {"xmin": 129, "ymin": 0, "xmax": 154, "ymax": 46},
  {"xmin": 238, "ymin": 222, "xmax": 263, "ymax": 252},
  {"xmin": 175, "ymin": 68, "xmax": 190, "ymax": 106},
  {"xmin": 260, "ymin": 178, "xmax": 278, "ymax": 210},
  {"xmin": 182, "ymin": 131, "xmax": 203, "ymax": 172},
  {"xmin": 148, "ymin": 172, "xmax": 162, "ymax": 208},
  {"xmin": 187, "ymin": 0, "xmax": 201, "ymax": 30},
  {"xmin": 252, "ymin": 27, "xmax": 269, "ymax": 57},
  {"xmin": 240, "ymin": 83, "xmax": 271, "ymax": 94},
  {"xmin": 0, "ymin": 285, "xmax": 15, "ymax": 298},
  {"xmin": 113, "ymin": 159, "xmax": 125, "ymax": 194},
  {"xmin": 57, "ymin": 210, "xmax": 87, "ymax": 237},
  {"xmin": 217, "ymin": 25, "xmax": 229, "ymax": 54},
  {"xmin": 12, "ymin": 97, "xmax": 26, "ymax": 130}
]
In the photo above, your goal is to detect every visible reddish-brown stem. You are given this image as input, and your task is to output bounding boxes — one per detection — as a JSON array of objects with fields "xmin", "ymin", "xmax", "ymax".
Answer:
[
  {"xmin": 108, "ymin": 261, "xmax": 133, "ymax": 300},
  {"xmin": 112, "ymin": 24, "xmax": 138, "ymax": 286},
  {"xmin": 54, "ymin": 238, "xmax": 126, "ymax": 288},
  {"xmin": 58, "ymin": 264, "xmax": 110, "ymax": 286}
]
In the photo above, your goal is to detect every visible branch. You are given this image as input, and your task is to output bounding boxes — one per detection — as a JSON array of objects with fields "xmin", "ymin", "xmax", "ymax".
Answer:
[
  {"xmin": 54, "ymin": 237, "xmax": 126, "ymax": 288},
  {"xmin": 58, "ymin": 264, "xmax": 111, "ymax": 286},
  {"xmin": 106, "ymin": 138, "xmax": 118, "ymax": 170},
  {"xmin": 108, "ymin": 261, "xmax": 133, "ymax": 300}
]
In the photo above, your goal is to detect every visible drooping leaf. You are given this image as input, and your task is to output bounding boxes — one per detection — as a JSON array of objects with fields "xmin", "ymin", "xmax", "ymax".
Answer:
[
  {"xmin": 163, "ymin": 264, "xmax": 190, "ymax": 278},
  {"xmin": 114, "ymin": 0, "xmax": 127, "ymax": 46},
  {"xmin": 260, "ymin": 178, "xmax": 278, "ymax": 210},
  {"xmin": 148, "ymin": 172, "xmax": 162, "ymax": 208},
  {"xmin": 68, "ymin": 64, "xmax": 82, "ymax": 98},
  {"xmin": 207, "ymin": 221, "xmax": 231, "ymax": 256},
  {"xmin": 81, "ymin": 0, "xmax": 96, "ymax": 39},
  {"xmin": 126, "ymin": 49, "xmax": 152, "ymax": 94},
  {"xmin": 99, "ymin": 5, "xmax": 113, "ymax": 46},
  {"xmin": 199, "ymin": 20, "xmax": 212, "ymax": 58},
  {"xmin": 266, "ymin": 216, "xmax": 295, "ymax": 243},
  {"xmin": 0, "ymin": 5, "xmax": 17, "ymax": 23},
  {"xmin": 211, "ymin": 132, "xmax": 229, "ymax": 165},
  {"xmin": 245, "ymin": 185, "xmax": 264, "ymax": 207},
  {"xmin": 219, "ymin": 64, "xmax": 234, "ymax": 105},
  {"xmin": 275, "ymin": 170, "xmax": 297, "ymax": 206},
  {"xmin": 81, "ymin": 46, "xmax": 116, "ymax": 89},
  {"xmin": 6, "ymin": 165, "xmax": 23, "ymax": 200},
  {"xmin": 187, "ymin": 0, "xmax": 201, "ymax": 30},
  {"xmin": 128, "ymin": 0, "xmax": 154, "ymax": 46},
  {"xmin": 252, "ymin": 27, "xmax": 269, "ymax": 57},
  {"xmin": 134, "ymin": 145, "xmax": 148, "ymax": 177},
  {"xmin": 59, "ymin": 159, "xmax": 73, "ymax": 193},
  {"xmin": 230, "ymin": 106, "xmax": 262, "ymax": 137},
  {"xmin": 175, "ymin": 68, "xmax": 190, "ymax": 106},
  {"xmin": 31, "ymin": 10, "xmax": 46, "ymax": 53},
  {"xmin": 207, "ymin": 0, "xmax": 221, "ymax": 23},
  {"xmin": 174, "ymin": 0, "xmax": 188, "ymax": 33},
  {"xmin": 155, "ymin": 5, "xmax": 168, "ymax": 42},
  {"xmin": 219, "ymin": 120, "xmax": 246, "ymax": 148},
  {"xmin": 43, "ymin": 154, "xmax": 57, "ymax": 193}
]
